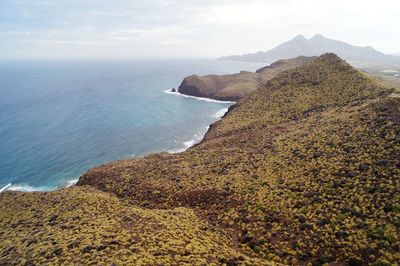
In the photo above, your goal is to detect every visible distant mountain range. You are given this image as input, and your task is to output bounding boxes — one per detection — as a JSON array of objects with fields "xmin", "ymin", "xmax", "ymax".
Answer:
[{"xmin": 219, "ymin": 34, "xmax": 400, "ymax": 68}]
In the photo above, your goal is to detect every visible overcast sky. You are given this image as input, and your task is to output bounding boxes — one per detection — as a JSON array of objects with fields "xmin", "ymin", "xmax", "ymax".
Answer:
[{"xmin": 1, "ymin": 0, "xmax": 399, "ymax": 59}]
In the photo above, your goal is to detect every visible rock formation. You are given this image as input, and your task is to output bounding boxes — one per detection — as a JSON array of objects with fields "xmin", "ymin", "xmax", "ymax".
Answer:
[{"xmin": 178, "ymin": 56, "xmax": 316, "ymax": 101}]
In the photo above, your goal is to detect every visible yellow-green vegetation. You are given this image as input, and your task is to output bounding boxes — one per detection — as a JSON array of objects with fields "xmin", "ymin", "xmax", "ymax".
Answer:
[
  {"xmin": 1, "ymin": 53, "xmax": 399, "ymax": 265},
  {"xmin": 0, "ymin": 186, "xmax": 267, "ymax": 265}
]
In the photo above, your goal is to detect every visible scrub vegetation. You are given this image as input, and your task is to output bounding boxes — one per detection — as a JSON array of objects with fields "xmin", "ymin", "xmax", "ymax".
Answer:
[{"xmin": 1, "ymin": 53, "xmax": 399, "ymax": 265}]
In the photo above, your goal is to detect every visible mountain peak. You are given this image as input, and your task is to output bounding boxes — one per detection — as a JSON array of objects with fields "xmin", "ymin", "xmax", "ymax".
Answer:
[
  {"xmin": 292, "ymin": 34, "xmax": 306, "ymax": 41},
  {"xmin": 219, "ymin": 34, "xmax": 398, "ymax": 67},
  {"xmin": 318, "ymin": 52, "xmax": 346, "ymax": 62},
  {"xmin": 311, "ymin": 34, "xmax": 325, "ymax": 40},
  {"xmin": 314, "ymin": 53, "xmax": 353, "ymax": 71}
]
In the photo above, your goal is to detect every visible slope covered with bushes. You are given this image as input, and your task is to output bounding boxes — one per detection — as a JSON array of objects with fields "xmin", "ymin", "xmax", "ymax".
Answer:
[
  {"xmin": 0, "ymin": 187, "xmax": 265, "ymax": 265},
  {"xmin": 1, "ymin": 53, "xmax": 399, "ymax": 265}
]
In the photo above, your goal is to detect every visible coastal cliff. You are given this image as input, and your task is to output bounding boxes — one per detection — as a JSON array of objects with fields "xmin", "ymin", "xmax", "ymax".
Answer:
[
  {"xmin": 177, "ymin": 56, "xmax": 316, "ymax": 101},
  {"xmin": 1, "ymin": 54, "xmax": 399, "ymax": 265}
]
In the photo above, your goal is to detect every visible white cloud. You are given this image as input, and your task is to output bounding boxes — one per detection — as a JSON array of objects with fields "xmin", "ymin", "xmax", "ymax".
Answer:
[
  {"xmin": 0, "ymin": 0, "xmax": 399, "ymax": 59},
  {"xmin": 198, "ymin": 3, "xmax": 275, "ymax": 24}
]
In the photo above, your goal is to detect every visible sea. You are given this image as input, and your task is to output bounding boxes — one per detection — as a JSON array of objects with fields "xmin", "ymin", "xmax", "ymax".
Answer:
[{"xmin": 0, "ymin": 58, "xmax": 264, "ymax": 192}]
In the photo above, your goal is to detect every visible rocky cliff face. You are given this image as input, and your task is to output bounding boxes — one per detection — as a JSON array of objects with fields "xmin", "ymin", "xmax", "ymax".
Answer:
[
  {"xmin": 1, "ymin": 54, "xmax": 399, "ymax": 265},
  {"xmin": 177, "ymin": 56, "xmax": 316, "ymax": 101}
]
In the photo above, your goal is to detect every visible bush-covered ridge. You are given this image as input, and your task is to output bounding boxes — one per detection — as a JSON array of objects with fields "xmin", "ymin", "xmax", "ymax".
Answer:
[
  {"xmin": 1, "ymin": 53, "xmax": 399, "ymax": 265},
  {"xmin": 204, "ymin": 53, "xmax": 389, "ymax": 140}
]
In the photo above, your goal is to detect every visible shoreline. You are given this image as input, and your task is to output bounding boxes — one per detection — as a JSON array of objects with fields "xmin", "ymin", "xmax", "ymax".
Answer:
[
  {"xmin": 164, "ymin": 89, "xmax": 234, "ymax": 152},
  {"xmin": 1, "ymin": 90, "xmax": 234, "ymax": 194},
  {"xmin": 0, "ymin": 176, "xmax": 80, "ymax": 193},
  {"xmin": 163, "ymin": 89, "xmax": 236, "ymax": 104}
]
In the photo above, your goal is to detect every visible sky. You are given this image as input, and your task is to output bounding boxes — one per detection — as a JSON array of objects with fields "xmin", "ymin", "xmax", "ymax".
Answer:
[{"xmin": 0, "ymin": 0, "xmax": 399, "ymax": 59}]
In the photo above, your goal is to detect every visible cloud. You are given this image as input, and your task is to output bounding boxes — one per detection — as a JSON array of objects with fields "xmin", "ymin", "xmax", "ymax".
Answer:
[
  {"xmin": 197, "ymin": 2, "xmax": 288, "ymax": 25},
  {"xmin": 0, "ymin": 0, "xmax": 399, "ymax": 59}
]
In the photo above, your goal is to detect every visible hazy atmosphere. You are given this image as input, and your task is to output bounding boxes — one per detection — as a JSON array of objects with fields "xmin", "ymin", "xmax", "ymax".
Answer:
[
  {"xmin": 1, "ymin": 0, "xmax": 400, "ymax": 265},
  {"xmin": 1, "ymin": 0, "xmax": 400, "ymax": 59}
]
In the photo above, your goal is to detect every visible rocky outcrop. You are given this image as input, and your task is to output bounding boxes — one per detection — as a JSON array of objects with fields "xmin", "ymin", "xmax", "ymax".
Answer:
[{"xmin": 178, "ymin": 56, "xmax": 316, "ymax": 101}]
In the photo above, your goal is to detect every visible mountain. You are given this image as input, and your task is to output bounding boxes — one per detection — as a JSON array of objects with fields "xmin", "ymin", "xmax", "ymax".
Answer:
[
  {"xmin": 177, "ymin": 56, "xmax": 316, "ymax": 101},
  {"xmin": 220, "ymin": 34, "xmax": 400, "ymax": 68},
  {"xmin": 1, "ymin": 54, "xmax": 399, "ymax": 265}
]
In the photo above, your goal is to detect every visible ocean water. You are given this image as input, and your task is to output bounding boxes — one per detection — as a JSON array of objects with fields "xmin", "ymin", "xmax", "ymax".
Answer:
[{"xmin": 0, "ymin": 59, "xmax": 264, "ymax": 192}]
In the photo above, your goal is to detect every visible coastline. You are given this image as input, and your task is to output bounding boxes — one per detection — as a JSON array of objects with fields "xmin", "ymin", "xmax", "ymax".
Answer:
[
  {"xmin": 163, "ymin": 89, "xmax": 236, "ymax": 104},
  {"xmin": 164, "ymin": 89, "xmax": 235, "ymax": 152},
  {"xmin": 164, "ymin": 89, "xmax": 237, "ymax": 154},
  {"xmin": 1, "ymin": 90, "xmax": 235, "ymax": 194},
  {"xmin": 0, "ymin": 176, "xmax": 80, "ymax": 193}
]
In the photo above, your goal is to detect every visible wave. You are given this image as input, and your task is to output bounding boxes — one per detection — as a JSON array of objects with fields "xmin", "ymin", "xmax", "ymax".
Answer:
[
  {"xmin": 183, "ymin": 139, "xmax": 196, "ymax": 148},
  {"xmin": 3, "ymin": 183, "xmax": 55, "ymax": 192},
  {"xmin": 0, "ymin": 176, "xmax": 80, "ymax": 193},
  {"xmin": 167, "ymin": 137, "xmax": 200, "ymax": 154},
  {"xmin": 0, "ymin": 183, "xmax": 12, "ymax": 193},
  {"xmin": 163, "ymin": 89, "xmax": 236, "ymax": 104},
  {"xmin": 66, "ymin": 178, "xmax": 79, "ymax": 187},
  {"xmin": 212, "ymin": 107, "xmax": 229, "ymax": 118},
  {"xmin": 166, "ymin": 107, "xmax": 229, "ymax": 154}
]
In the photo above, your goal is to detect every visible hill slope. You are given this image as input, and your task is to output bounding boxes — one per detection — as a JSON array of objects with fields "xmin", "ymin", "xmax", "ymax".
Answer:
[
  {"xmin": 178, "ymin": 56, "xmax": 316, "ymax": 101},
  {"xmin": 220, "ymin": 34, "xmax": 400, "ymax": 68},
  {"xmin": 1, "ymin": 54, "xmax": 399, "ymax": 265}
]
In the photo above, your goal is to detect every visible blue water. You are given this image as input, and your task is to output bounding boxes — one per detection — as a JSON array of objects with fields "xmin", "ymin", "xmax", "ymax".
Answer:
[{"xmin": 0, "ymin": 59, "xmax": 264, "ymax": 191}]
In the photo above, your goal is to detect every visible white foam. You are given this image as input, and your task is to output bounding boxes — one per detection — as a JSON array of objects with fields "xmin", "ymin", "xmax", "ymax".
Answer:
[
  {"xmin": 166, "ymin": 108, "xmax": 229, "ymax": 155},
  {"xmin": 6, "ymin": 184, "xmax": 53, "ymax": 192},
  {"xmin": 164, "ymin": 89, "xmax": 236, "ymax": 104},
  {"xmin": 0, "ymin": 183, "xmax": 12, "ymax": 193},
  {"xmin": 164, "ymin": 89, "xmax": 233, "ymax": 154},
  {"xmin": 212, "ymin": 107, "xmax": 229, "ymax": 118},
  {"xmin": 167, "ymin": 147, "xmax": 186, "ymax": 154},
  {"xmin": 183, "ymin": 139, "xmax": 196, "ymax": 148},
  {"xmin": 66, "ymin": 178, "xmax": 79, "ymax": 187},
  {"xmin": 167, "ymin": 136, "xmax": 200, "ymax": 154}
]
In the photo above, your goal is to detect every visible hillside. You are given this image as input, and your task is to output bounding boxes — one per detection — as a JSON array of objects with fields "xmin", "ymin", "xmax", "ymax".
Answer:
[
  {"xmin": 178, "ymin": 56, "xmax": 315, "ymax": 101},
  {"xmin": 220, "ymin": 34, "xmax": 400, "ymax": 68},
  {"xmin": 1, "ymin": 54, "xmax": 399, "ymax": 265}
]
